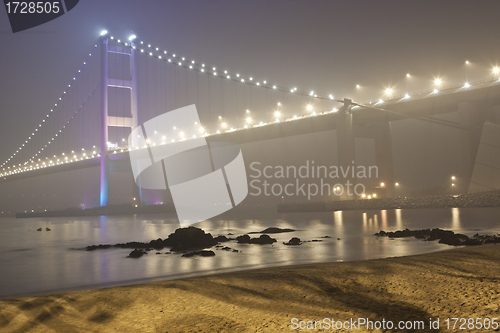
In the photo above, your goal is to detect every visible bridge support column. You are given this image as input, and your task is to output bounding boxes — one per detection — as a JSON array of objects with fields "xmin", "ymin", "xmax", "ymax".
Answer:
[
  {"xmin": 336, "ymin": 99, "xmax": 355, "ymax": 200},
  {"xmin": 373, "ymin": 120, "xmax": 395, "ymax": 197},
  {"xmin": 100, "ymin": 37, "xmax": 139, "ymax": 207},
  {"xmin": 100, "ymin": 38, "xmax": 109, "ymax": 206},
  {"xmin": 458, "ymin": 102, "xmax": 482, "ymax": 193}
]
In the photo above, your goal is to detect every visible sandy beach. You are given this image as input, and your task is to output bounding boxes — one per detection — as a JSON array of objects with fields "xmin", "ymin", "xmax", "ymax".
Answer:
[{"xmin": 0, "ymin": 244, "xmax": 499, "ymax": 332}]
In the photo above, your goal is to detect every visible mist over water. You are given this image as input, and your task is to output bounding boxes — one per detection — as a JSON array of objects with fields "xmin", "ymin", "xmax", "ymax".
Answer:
[{"xmin": 0, "ymin": 207, "xmax": 499, "ymax": 299}]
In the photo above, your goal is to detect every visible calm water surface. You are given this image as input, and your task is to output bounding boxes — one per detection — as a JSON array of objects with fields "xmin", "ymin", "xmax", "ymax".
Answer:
[{"xmin": 0, "ymin": 207, "xmax": 499, "ymax": 299}]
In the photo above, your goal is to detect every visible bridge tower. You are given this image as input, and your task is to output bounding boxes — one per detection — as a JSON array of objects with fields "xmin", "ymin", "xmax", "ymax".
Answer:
[{"xmin": 100, "ymin": 37, "xmax": 138, "ymax": 206}]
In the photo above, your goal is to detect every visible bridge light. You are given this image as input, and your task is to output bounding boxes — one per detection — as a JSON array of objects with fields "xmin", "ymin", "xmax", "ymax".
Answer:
[
  {"xmin": 306, "ymin": 104, "xmax": 313, "ymax": 111},
  {"xmin": 310, "ymin": 91, "xmax": 314, "ymax": 96},
  {"xmin": 356, "ymin": 84, "xmax": 360, "ymax": 88},
  {"xmin": 378, "ymin": 99, "xmax": 384, "ymax": 104},
  {"xmin": 246, "ymin": 117, "xmax": 252, "ymax": 123},
  {"xmin": 434, "ymin": 78, "xmax": 442, "ymax": 86},
  {"xmin": 465, "ymin": 60, "xmax": 469, "ymax": 65},
  {"xmin": 493, "ymin": 67, "xmax": 500, "ymax": 75},
  {"xmin": 433, "ymin": 88, "xmax": 438, "ymax": 93},
  {"xmin": 385, "ymin": 88, "xmax": 393, "ymax": 96},
  {"xmin": 464, "ymin": 82, "xmax": 470, "ymax": 88},
  {"xmin": 406, "ymin": 73, "xmax": 410, "ymax": 78},
  {"xmin": 128, "ymin": 34, "xmax": 136, "ymax": 41},
  {"xmin": 274, "ymin": 111, "xmax": 280, "ymax": 118},
  {"xmin": 451, "ymin": 176, "xmax": 455, "ymax": 180},
  {"xmin": 404, "ymin": 93, "xmax": 410, "ymax": 98},
  {"xmin": 100, "ymin": 30, "xmax": 108, "ymax": 36},
  {"xmin": 222, "ymin": 123, "xmax": 227, "ymax": 128}
]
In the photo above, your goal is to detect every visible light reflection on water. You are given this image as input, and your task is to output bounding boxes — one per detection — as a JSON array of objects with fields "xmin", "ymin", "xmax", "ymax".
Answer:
[{"xmin": 0, "ymin": 207, "xmax": 498, "ymax": 299}]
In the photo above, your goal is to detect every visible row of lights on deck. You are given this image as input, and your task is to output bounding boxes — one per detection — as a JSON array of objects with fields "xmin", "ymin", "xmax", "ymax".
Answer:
[{"xmin": 372, "ymin": 64, "xmax": 500, "ymax": 104}]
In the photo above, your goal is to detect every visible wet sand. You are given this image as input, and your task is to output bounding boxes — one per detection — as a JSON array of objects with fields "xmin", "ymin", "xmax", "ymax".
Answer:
[{"xmin": 0, "ymin": 244, "xmax": 499, "ymax": 332}]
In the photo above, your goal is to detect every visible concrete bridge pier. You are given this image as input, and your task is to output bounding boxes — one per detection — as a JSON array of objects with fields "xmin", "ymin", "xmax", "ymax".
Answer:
[
  {"xmin": 373, "ymin": 120, "xmax": 395, "ymax": 197},
  {"xmin": 354, "ymin": 119, "xmax": 395, "ymax": 198},
  {"xmin": 336, "ymin": 99, "xmax": 355, "ymax": 200},
  {"xmin": 458, "ymin": 101, "xmax": 496, "ymax": 192}
]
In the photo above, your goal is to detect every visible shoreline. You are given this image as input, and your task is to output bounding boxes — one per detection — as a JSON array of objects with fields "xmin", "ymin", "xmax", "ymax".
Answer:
[
  {"xmin": 1, "ymin": 245, "xmax": 499, "ymax": 332},
  {"xmin": 278, "ymin": 191, "xmax": 500, "ymax": 213},
  {"xmin": 12, "ymin": 191, "xmax": 500, "ymax": 219}
]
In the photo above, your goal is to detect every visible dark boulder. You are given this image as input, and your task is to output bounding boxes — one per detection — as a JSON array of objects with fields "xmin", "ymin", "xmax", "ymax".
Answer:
[
  {"xmin": 164, "ymin": 226, "xmax": 217, "ymax": 251},
  {"xmin": 128, "ymin": 249, "xmax": 147, "ymax": 258},
  {"xmin": 237, "ymin": 234, "xmax": 277, "ymax": 244},
  {"xmin": 86, "ymin": 244, "xmax": 112, "ymax": 251},
  {"xmin": 284, "ymin": 237, "xmax": 302, "ymax": 245},
  {"xmin": 236, "ymin": 234, "xmax": 251, "ymax": 243},
  {"xmin": 249, "ymin": 227, "xmax": 295, "ymax": 234},
  {"xmin": 250, "ymin": 235, "xmax": 277, "ymax": 244},
  {"xmin": 149, "ymin": 238, "xmax": 164, "ymax": 249},
  {"xmin": 182, "ymin": 250, "xmax": 216, "ymax": 257},
  {"xmin": 214, "ymin": 235, "xmax": 231, "ymax": 242}
]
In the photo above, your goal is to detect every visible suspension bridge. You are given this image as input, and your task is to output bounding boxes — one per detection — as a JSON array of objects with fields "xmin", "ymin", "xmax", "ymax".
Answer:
[{"xmin": 1, "ymin": 31, "xmax": 500, "ymax": 213}]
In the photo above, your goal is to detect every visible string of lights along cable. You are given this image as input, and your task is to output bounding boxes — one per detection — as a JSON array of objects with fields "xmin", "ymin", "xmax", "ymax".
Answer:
[{"xmin": 2, "ymin": 30, "xmax": 500, "ymax": 178}]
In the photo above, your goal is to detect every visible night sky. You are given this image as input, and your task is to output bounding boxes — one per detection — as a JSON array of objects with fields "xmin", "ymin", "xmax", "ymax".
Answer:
[{"xmin": 1, "ymin": 1, "xmax": 500, "ymax": 202}]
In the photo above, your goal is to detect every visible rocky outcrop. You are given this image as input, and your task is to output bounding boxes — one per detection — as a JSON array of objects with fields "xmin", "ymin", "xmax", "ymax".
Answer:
[
  {"xmin": 214, "ymin": 235, "xmax": 232, "ymax": 242},
  {"xmin": 86, "ymin": 226, "xmax": 217, "ymax": 252},
  {"xmin": 181, "ymin": 250, "xmax": 216, "ymax": 257},
  {"xmin": 164, "ymin": 227, "xmax": 217, "ymax": 251},
  {"xmin": 283, "ymin": 237, "xmax": 302, "ymax": 245},
  {"xmin": 375, "ymin": 228, "xmax": 494, "ymax": 246},
  {"xmin": 128, "ymin": 249, "xmax": 148, "ymax": 258},
  {"xmin": 248, "ymin": 227, "xmax": 295, "ymax": 234},
  {"xmin": 236, "ymin": 234, "xmax": 276, "ymax": 244}
]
